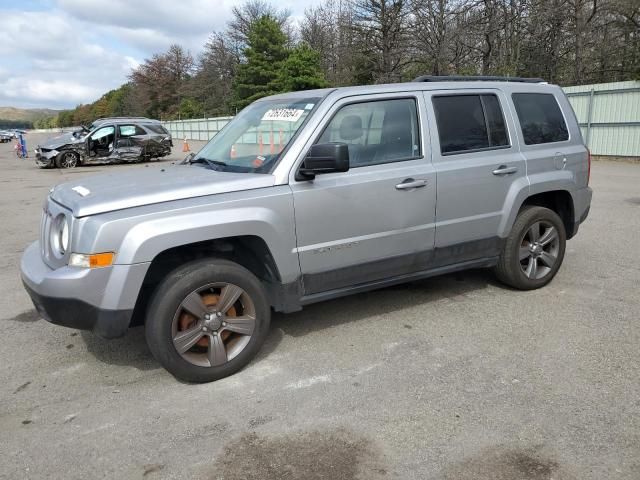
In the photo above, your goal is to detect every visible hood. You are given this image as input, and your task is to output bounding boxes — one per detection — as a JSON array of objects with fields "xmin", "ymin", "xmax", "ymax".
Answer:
[
  {"xmin": 40, "ymin": 131, "xmax": 83, "ymax": 150},
  {"xmin": 51, "ymin": 164, "xmax": 276, "ymax": 217}
]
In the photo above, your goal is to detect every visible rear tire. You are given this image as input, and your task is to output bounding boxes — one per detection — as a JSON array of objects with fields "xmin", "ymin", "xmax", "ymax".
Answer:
[
  {"xmin": 145, "ymin": 258, "xmax": 271, "ymax": 383},
  {"xmin": 494, "ymin": 206, "xmax": 566, "ymax": 290}
]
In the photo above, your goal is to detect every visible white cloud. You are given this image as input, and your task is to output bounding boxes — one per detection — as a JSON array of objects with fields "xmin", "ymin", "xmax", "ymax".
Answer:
[
  {"xmin": 0, "ymin": 0, "xmax": 324, "ymax": 109},
  {"xmin": 58, "ymin": 0, "xmax": 231, "ymax": 34},
  {"xmin": 1, "ymin": 78, "xmax": 101, "ymax": 104},
  {"xmin": 0, "ymin": 10, "xmax": 138, "ymax": 108},
  {"xmin": 102, "ymin": 26, "xmax": 199, "ymax": 54}
]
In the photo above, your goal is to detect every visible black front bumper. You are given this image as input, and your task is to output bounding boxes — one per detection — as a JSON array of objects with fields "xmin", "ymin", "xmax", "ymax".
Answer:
[
  {"xmin": 23, "ymin": 281, "xmax": 132, "ymax": 338},
  {"xmin": 35, "ymin": 152, "xmax": 55, "ymax": 167}
]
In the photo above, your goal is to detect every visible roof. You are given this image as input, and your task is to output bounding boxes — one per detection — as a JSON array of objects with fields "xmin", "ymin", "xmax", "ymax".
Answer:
[
  {"xmin": 261, "ymin": 79, "xmax": 561, "ymax": 104},
  {"xmin": 93, "ymin": 117, "xmax": 161, "ymax": 125}
]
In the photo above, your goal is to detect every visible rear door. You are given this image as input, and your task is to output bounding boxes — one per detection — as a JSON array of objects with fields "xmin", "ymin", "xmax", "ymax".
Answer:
[
  {"xmin": 424, "ymin": 89, "xmax": 527, "ymax": 265},
  {"xmin": 142, "ymin": 123, "xmax": 166, "ymax": 156},
  {"xmin": 115, "ymin": 124, "xmax": 146, "ymax": 161},
  {"xmin": 290, "ymin": 93, "xmax": 437, "ymax": 295}
]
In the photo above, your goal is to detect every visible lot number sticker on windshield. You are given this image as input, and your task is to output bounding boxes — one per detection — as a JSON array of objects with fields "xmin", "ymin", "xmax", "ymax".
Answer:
[{"xmin": 262, "ymin": 108, "xmax": 305, "ymax": 122}]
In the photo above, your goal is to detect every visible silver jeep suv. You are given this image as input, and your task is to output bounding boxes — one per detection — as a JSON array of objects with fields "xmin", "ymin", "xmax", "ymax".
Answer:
[{"xmin": 21, "ymin": 77, "xmax": 592, "ymax": 382}]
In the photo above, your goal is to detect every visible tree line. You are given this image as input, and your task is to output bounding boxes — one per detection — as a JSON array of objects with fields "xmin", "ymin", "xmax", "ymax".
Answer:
[{"xmin": 40, "ymin": 0, "xmax": 638, "ymax": 128}]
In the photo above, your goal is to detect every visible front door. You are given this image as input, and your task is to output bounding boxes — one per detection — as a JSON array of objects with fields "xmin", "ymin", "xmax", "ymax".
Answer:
[
  {"xmin": 424, "ymin": 89, "xmax": 528, "ymax": 265},
  {"xmin": 290, "ymin": 94, "xmax": 437, "ymax": 296},
  {"xmin": 87, "ymin": 125, "xmax": 115, "ymax": 159}
]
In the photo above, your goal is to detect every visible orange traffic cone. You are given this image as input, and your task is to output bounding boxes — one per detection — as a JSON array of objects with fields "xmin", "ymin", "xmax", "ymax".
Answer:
[
  {"xmin": 182, "ymin": 137, "xmax": 190, "ymax": 152},
  {"xmin": 230, "ymin": 144, "xmax": 237, "ymax": 158}
]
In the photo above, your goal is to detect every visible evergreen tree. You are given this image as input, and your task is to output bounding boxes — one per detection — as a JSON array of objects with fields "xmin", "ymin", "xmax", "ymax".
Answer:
[
  {"xmin": 179, "ymin": 98, "xmax": 204, "ymax": 119},
  {"xmin": 276, "ymin": 44, "xmax": 329, "ymax": 91},
  {"xmin": 233, "ymin": 16, "xmax": 288, "ymax": 109}
]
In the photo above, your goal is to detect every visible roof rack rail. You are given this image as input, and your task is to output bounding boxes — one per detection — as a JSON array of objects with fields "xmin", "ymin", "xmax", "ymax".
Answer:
[
  {"xmin": 413, "ymin": 75, "xmax": 546, "ymax": 84},
  {"xmin": 93, "ymin": 116, "xmax": 157, "ymax": 122}
]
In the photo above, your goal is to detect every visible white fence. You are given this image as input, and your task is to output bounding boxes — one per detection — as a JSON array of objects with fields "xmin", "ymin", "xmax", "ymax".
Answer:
[
  {"xmin": 162, "ymin": 117, "xmax": 233, "ymax": 142},
  {"xmin": 564, "ymin": 81, "xmax": 640, "ymax": 157}
]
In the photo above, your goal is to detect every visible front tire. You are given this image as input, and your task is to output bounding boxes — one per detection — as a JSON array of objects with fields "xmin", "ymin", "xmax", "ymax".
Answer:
[
  {"xmin": 145, "ymin": 258, "xmax": 271, "ymax": 383},
  {"xmin": 55, "ymin": 151, "xmax": 78, "ymax": 168},
  {"xmin": 494, "ymin": 206, "xmax": 566, "ymax": 290}
]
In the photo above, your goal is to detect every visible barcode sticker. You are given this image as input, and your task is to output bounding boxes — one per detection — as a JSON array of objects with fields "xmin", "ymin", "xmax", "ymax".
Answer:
[{"xmin": 262, "ymin": 108, "xmax": 305, "ymax": 122}]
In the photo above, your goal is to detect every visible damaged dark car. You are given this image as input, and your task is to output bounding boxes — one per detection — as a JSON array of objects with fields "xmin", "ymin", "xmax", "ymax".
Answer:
[{"xmin": 35, "ymin": 117, "xmax": 173, "ymax": 169}]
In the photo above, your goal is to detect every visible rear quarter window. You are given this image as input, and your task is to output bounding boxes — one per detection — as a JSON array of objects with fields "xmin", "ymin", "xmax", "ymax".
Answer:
[
  {"xmin": 512, "ymin": 93, "xmax": 569, "ymax": 145},
  {"xmin": 144, "ymin": 123, "xmax": 170, "ymax": 135}
]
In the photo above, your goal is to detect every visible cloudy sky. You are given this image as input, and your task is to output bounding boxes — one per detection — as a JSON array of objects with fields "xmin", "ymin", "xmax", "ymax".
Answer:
[{"xmin": 0, "ymin": 0, "xmax": 320, "ymax": 110}]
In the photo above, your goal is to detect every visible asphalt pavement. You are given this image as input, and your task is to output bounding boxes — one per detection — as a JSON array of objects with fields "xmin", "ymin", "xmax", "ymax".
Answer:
[{"xmin": 0, "ymin": 132, "xmax": 639, "ymax": 479}]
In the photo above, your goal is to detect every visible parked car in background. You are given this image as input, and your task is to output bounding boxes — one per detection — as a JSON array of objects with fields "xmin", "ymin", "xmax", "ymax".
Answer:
[
  {"xmin": 0, "ymin": 131, "xmax": 13, "ymax": 143},
  {"xmin": 21, "ymin": 77, "xmax": 592, "ymax": 382},
  {"xmin": 34, "ymin": 117, "xmax": 173, "ymax": 168}
]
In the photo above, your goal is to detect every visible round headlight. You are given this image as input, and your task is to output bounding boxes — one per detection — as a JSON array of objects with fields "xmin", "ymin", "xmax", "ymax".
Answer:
[{"xmin": 51, "ymin": 214, "xmax": 70, "ymax": 256}]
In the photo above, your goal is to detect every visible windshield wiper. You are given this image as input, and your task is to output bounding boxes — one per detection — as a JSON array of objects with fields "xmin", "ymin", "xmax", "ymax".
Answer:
[{"xmin": 190, "ymin": 157, "xmax": 228, "ymax": 170}]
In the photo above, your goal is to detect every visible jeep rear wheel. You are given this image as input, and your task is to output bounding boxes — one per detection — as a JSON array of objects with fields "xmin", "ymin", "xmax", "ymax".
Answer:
[
  {"xmin": 56, "ymin": 151, "xmax": 78, "ymax": 169},
  {"xmin": 145, "ymin": 258, "xmax": 270, "ymax": 383},
  {"xmin": 494, "ymin": 206, "xmax": 566, "ymax": 290}
]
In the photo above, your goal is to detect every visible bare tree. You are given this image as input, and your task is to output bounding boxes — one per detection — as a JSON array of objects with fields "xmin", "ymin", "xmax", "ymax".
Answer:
[
  {"xmin": 302, "ymin": 0, "xmax": 361, "ymax": 85},
  {"xmin": 194, "ymin": 33, "xmax": 238, "ymax": 115},
  {"xmin": 351, "ymin": 0, "xmax": 413, "ymax": 83},
  {"xmin": 411, "ymin": 0, "xmax": 471, "ymax": 75},
  {"xmin": 129, "ymin": 44, "xmax": 194, "ymax": 117}
]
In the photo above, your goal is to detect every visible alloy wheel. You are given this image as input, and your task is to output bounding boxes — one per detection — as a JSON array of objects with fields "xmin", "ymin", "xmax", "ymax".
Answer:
[
  {"xmin": 171, "ymin": 283, "xmax": 256, "ymax": 367},
  {"xmin": 519, "ymin": 221, "xmax": 560, "ymax": 280},
  {"xmin": 60, "ymin": 152, "xmax": 77, "ymax": 168}
]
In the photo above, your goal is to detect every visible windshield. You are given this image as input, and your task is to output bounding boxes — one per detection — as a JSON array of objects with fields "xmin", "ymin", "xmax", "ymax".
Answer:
[{"xmin": 191, "ymin": 96, "xmax": 321, "ymax": 173}]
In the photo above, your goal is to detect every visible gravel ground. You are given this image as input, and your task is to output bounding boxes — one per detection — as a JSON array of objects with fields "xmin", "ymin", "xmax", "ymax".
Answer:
[{"xmin": 0, "ymin": 133, "xmax": 639, "ymax": 480}]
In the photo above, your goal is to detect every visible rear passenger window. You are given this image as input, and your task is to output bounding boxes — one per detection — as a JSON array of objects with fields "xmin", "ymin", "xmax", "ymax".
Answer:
[
  {"xmin": 118, "ymin": 125, "xmax": 137, "ymax": 137},
  {"xmin": 482, "ymin": 95, "xmax": 509, "ymax": 148},
  {"xmin": 512, "ymin": 93, "xmax": 568, "ymax": 145},
  {"xmin": 432, "ymin": 94, "xmax": 509, "ymax": 154}
]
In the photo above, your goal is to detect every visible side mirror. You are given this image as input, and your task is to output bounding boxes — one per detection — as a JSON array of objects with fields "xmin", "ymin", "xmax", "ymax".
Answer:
[
  {"xmin": 183, "ymin": 152, "xmax": 196, "ymax": 164},
  {"xmin": 298, "ymin": 143, "xmax": 350, "ymax": 180}
]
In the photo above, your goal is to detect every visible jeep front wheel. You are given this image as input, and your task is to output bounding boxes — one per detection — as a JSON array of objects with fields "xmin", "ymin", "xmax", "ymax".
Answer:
[
  {"xmin": 494, "ymin": 206, "xmax": 566, "ymax": 290},
  {"xmin": 145, "ymin": 259, "xmax": 270, "ymax": 383}
]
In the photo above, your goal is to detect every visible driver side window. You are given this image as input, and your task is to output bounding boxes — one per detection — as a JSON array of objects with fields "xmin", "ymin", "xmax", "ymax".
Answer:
[
  {"xmin": 317, "ymin": 98, "xmax": 421, "ymax": 167},
  {"xmin": 91, "ymin": 126, "xmax": 115, "ymax": 140}
]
